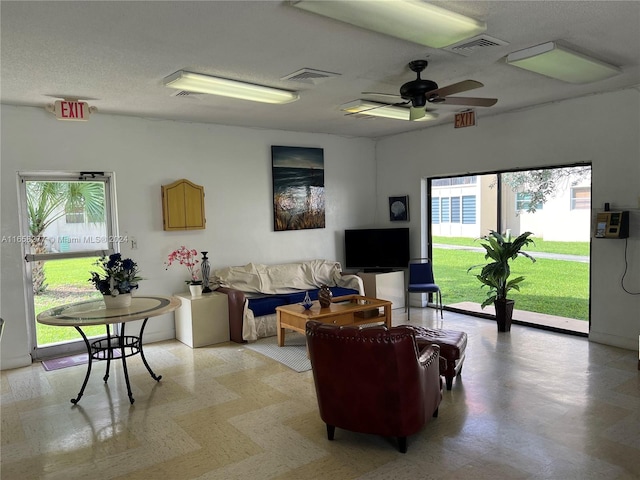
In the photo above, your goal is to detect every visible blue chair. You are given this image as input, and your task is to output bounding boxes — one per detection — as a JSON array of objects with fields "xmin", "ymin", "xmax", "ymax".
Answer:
[{"xmin": 406, "ymin": 258, "xmax": 443, "ymax": 321}]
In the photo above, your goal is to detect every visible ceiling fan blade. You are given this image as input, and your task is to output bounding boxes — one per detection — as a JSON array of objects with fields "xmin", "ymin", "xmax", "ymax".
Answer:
[
  {"xmin": 439, "ymin": 96, "xmax": 498, "ymax": 107},
  {"xmin": 428, "ymin": 80, "xmax": 484, "ymax": 98},
  {"xmin": 409, "ymin": 106, "xmax": 425, "ymax": 121}
]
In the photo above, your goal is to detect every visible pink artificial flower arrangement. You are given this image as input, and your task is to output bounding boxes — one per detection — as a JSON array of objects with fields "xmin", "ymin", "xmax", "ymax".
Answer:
[{"xmin": 165, "ymin": 246, "xmax": 201, "ymax": 284}]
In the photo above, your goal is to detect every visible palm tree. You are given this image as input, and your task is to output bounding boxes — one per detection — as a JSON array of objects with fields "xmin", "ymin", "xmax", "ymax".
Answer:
[{"xmin": 27, "ymin": 181, "xmax": 105, "ymax": 294}]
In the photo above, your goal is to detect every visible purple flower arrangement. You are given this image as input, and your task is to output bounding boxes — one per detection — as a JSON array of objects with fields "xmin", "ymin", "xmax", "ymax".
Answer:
[{"xmin": 89, "ymin": 253, "xmax": 142, "ymax": 296}]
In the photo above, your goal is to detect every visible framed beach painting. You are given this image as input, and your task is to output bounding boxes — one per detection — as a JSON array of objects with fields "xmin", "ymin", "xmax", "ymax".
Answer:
[{"xmin": 272, "ymin": 146, "xmax": 325, "ymax": 231}]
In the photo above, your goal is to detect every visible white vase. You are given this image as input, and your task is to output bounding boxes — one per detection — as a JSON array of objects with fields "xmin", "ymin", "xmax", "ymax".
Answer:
[
  {"xmin": 189, "ymin": 284, "xmax": 203, "ymax": 297},
  {"xmin": 103, "ymin": 293, "xmax": 132, "ymax": 309}
]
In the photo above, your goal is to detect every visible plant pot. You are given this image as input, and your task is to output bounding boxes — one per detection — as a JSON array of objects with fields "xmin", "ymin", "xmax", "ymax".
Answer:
[
  {"xmin": 103, "ymin": 293, "xmax": 132, "ymax": 309},
  {"xmin": 189, "ymin": 283, "xmax": 203, "ymax": 297},
  {"xmin": 494, "ymin": 299, "xmax": 515, "ymax": 332}
]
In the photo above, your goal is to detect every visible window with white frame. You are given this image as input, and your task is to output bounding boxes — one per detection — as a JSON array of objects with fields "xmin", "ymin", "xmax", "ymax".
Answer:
[
  {"xmin": 65, "ymin": 206, "xmax": 85, "ymax": 224},
  {"xmin": 441, "ymin": 197, "xmax": 450, "ymax": 222},
  {"xmin": 462, "ymin": 195, "xmax": 476, "ymax": 224},
  {"xmin": 571, "ymin": 187, "xmax": 590, "ymax": 209},
  {"xmin": 451, "ymin": 197, "xmax": 461, "ymax": 223},
  {"xmin": 516, "ymin": 192, "xmax": 543, "ymax": 212},
  {"xmin": 432, "ymin": 196, "xmax": 465, "ymax": 224},
  {"xmin": 431, "ymin": 175, "xmax": 477, "ymax": 187},
  {"xmin": 431, "ymin": 197, "xmax": 440, "ymax": 224}
]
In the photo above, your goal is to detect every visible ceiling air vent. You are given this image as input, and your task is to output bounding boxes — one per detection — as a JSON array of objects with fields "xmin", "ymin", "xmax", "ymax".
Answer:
[
  {"xmin": 281, "ymin": 68, "xmax": 341, "ymax": 85},
  {"xmin": 443, "ymin": 34, "xmax": 509, "ymax": 57}
]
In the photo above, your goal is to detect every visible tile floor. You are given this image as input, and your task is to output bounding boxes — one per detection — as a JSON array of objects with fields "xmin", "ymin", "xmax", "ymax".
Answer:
[{"xmin": 1, "ymin": 309, "xmax": 639, "ymax": 480}]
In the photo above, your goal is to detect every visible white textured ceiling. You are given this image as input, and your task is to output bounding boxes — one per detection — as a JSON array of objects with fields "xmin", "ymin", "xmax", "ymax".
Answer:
[{"xmin": 1, "ymin": 1, "xmax": 639, "ymax": 138}]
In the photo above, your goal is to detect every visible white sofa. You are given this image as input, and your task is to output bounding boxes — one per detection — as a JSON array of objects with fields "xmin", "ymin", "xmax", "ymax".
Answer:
[{"xmin": 212, "ymin": 260, "xmax": 364, "ymax": 342}]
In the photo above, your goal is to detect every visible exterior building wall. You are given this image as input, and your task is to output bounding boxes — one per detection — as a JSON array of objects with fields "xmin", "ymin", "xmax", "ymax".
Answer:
[
  {"xmin": 503, "ymin": 176, "xmax": 591, "ymax": 241},
  {"xmin": 479, "ymin": 174, "xmax": 498, "ymax": 237},
  {"xmin": 44, "ymin": 220, "xmax": 108, "ymax": 253},
  {"xmin": 433, "ymin": 172, "xmax": 591, "ymax": 241},
  {"xmin": 431, "ymin": 177, "xmax": 482, "ymax": 238}
]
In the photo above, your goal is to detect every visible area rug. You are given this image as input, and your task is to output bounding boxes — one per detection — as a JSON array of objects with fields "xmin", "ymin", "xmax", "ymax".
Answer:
[
  {"xmin": 244, "ymin": 333, "xmax": 311, "ymax": 373},
  {"xmin": 42, "ymin": 350, "xmax": 121, "ymax": 371}
]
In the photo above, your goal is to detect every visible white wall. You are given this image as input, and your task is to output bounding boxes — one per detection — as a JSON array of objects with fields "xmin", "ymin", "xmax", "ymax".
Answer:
[
  {"xmin": 504, "ymin": 176, "xmax": 592, "ymax": 241},
  {"xmin": 0, "ymin": 106, "xmax": 376, "ymax": 369},
  {"xmin": 375, "ymin": 88, "xmax": 640, "ymax": 351}
]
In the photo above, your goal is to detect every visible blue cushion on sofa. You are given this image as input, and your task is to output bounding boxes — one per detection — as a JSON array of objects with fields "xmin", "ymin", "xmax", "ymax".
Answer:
[
  {"xmin": 247, "ymin": 287, "xmax": 359, "ymax": 317},
  {"xmin": 247, "ymin": 296, "xmax": 288, "ymax": 317},
  {"xmin": 280, "ymin": 292, "xmax": 308, "ymax": 304},
  {"xmin": 328, "ymin": 286, "xmax": 359, "ymax": 298}
]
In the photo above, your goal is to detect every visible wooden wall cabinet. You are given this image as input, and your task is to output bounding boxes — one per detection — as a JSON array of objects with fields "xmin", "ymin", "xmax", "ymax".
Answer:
[{"xmin": 161, "ymin": 179, "xmax": 205, "ymax": 230}]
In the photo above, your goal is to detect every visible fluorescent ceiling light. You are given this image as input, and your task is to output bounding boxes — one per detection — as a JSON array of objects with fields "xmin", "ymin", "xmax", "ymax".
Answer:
[
  {"xmin": 290, "ymin": 0, "xmax": 486, "ymax": 48},
  {"xmin": 506, "ymin": 42, "xmax": 621, "ymax": 84},
  {"xmin": 163, "ymin": 71, "xmax": 299, "ymax": 104},
  {"xmin": 340, "ymin": 100, "xmax": 438, "ymax": 122}
]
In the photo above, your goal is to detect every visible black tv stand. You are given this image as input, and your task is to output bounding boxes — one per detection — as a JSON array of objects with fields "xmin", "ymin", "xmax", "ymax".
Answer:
[{"xmin": 362, "ymin": 268, "xmax": 396, "ymax": 273}]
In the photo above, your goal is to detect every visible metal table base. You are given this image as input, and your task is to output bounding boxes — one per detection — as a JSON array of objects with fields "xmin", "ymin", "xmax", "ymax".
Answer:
[{"xmin": 72, "ymin": 317, "xmax": 161, "ymax": 404}]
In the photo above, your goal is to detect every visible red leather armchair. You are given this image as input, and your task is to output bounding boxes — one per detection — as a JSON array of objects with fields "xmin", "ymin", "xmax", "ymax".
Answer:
[{"xmin": 306, "ymin": 321, "xmax": 442, "ymax": 453}]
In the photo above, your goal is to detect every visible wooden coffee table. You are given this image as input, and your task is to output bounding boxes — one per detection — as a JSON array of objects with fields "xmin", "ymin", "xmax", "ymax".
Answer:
[{"xmin": 276, "ymin": 295, "xmax": 392, "ymax": 347}]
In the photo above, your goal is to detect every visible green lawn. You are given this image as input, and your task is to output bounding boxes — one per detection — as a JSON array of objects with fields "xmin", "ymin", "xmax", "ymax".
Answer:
[
  {"xmin": 35, "ymin": 257, "xmax": 105, "ymax": 345},
  {"xmin": 432, "ymin": 235, "xmax": 590, "ymax": 256},
  {"xmin": 432, "ymin": 239, "xmax": 590, "ymax": 320}
]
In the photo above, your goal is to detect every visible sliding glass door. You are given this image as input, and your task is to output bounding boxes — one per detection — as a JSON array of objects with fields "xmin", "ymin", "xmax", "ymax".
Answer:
[{"xmin": 427, "ymin": 165, "xmax": 591, "ymax": 331}]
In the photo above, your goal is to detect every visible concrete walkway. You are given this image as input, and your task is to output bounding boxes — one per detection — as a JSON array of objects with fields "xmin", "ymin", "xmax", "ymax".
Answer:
[
  {"xmin": 448, "ymin": 301, "xmax": 589, "ymax": 335},
  {"xmin": 433, "ymin": 243, "xmax": 590, "ymax": 263}
]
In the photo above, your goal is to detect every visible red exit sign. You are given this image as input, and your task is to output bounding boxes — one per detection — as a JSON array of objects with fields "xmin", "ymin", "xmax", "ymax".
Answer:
[
  {"xmin": 454, "ymin": 110, "xmax": 476, "ymax": 128},
  {"xmin": 53, "ymin": 100, "xmax": 91, "ymax": 121}
]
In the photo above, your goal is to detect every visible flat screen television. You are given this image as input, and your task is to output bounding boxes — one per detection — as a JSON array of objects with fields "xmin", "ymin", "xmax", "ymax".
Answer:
[{"xmin": 344, "ymin": 227, "xmax": 410, "ymax": 272}]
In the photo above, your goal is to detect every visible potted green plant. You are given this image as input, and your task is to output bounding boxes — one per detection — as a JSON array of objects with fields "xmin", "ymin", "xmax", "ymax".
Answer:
[{"xmin": 468, "ymin": 230, "xmax": 536, "ymax": 332}]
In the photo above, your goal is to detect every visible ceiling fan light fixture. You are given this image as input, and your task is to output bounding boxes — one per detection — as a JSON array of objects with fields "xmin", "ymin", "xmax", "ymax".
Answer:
[
  {"xmin": 506, "ymin": 42, "xmax": 621, "ymax": 84},
  {"xmin": 290, "ymin": 0, "xmax": 486, "ymax": 48},
  {"xmin": 163, "ymin": 71, "xmax": 300, "ymax": 104},
  {"xmin": 340, "ymin": 100, "xmax": 437, "ymax": 122},
  {"xmin": 409, "ymin": 106, "xmax": 426, "ymax": 121}
]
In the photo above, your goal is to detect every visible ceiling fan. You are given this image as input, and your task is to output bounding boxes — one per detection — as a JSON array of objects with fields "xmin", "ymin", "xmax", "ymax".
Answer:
[{"xmin": 363, "ymin": 60, "xmax": 498, "ymax": 120}]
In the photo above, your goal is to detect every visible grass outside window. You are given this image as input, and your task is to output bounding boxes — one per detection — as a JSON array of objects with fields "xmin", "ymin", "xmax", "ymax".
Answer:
[
  {"xmin": 432, "ymin": 236, "xmax": 590, "ymax": 256},
  {"xmin": 35, "ymin": 257, "xmax": 106, "ymax": 345},
  {"xmin": 432, "ymin": 237, "xmax": 589, "ymax": 321}
]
